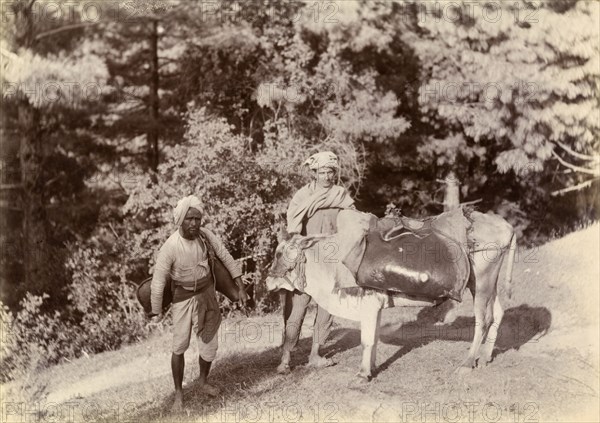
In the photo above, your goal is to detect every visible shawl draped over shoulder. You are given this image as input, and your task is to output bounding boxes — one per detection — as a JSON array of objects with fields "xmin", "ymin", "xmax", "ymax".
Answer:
[{"xmin": 286, "ymin": 183, "xmax": 354, "ymax": 235}]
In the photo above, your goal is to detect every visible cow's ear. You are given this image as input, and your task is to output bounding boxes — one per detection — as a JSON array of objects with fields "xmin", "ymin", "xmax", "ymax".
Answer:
[{"xmin": 296, "ymin": 235, "xmax": 326, "ymax": 249}]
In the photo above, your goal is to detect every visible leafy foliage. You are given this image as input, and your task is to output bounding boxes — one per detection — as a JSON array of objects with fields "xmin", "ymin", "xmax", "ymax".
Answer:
[
  {"xmin": 408, "ymin": 0, "xmax": 599, "ymax": 194},
  {"xmin": 1, "ymin": 241, "xmax": 149, "ymax": 382}
]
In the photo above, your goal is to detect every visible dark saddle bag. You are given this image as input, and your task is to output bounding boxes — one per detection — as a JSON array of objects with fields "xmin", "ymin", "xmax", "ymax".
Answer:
[{"xmin": 355, "ymin": 209, "xmax": 471, "ymax": 301}]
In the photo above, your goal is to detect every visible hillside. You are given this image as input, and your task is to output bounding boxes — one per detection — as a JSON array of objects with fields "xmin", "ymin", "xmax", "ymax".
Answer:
[{"xmin": 2, "ymin": 224, "xmax": 599, "ymax": 422}]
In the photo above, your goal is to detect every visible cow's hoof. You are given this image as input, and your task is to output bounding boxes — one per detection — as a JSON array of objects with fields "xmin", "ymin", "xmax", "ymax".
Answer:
[
  {"xmin": 480, "ymin": 353, "xmax": 494, "ymax": 366},
  {"xmin": 277, "ymin": 363, "xmax": 291, "ymax": 374},
  {"xmin": 356, "ymin": 372, "xmax": 372, "ymax": 382}
]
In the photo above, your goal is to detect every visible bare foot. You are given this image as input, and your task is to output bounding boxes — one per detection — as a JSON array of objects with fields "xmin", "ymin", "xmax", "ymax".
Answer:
[
  {"xmin": 308, "ymin": 355, "xmax": 334, "ymax": 368},
  {"xmin": 198, "ymin": 383, "xmax": 221, "ymax": 397},
  {"xmin": 171, "ymin": 392, "xmax": 183, "ymax": 413},
  {"xmin": 277, "ymin": 363, "xmax": 291, "ymax": 374}
]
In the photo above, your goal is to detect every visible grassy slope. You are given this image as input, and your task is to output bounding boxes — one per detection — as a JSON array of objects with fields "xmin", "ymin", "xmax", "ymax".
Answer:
[{"xmin": 2, "ymin": 224, "xmax": 599, "ymax": 422}]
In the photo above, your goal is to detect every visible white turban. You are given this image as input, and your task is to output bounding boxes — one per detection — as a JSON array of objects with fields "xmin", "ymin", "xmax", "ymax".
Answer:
[
  {"xmin": 173, "ymin": 195, "xmax": 202, "ymax": 227},
  {"xmin": 303, "ymin": 151, "xmax": 339, "ymax": 171}
]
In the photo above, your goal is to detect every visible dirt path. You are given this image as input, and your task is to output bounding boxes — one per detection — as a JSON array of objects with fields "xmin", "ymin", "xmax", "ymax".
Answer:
[{"xmin": 3, "ymin": 225, "xmax": 599, "ymax": 422}]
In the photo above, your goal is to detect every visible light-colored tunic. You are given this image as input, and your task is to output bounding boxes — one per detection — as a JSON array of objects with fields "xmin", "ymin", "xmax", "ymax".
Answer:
[
  {"xmin": 151, "ymin": 228, "xmax": 242, "ymax": 355},
  {"xmin": 150, "ymin": 228, "xmax": 242, "ymax": 315}
]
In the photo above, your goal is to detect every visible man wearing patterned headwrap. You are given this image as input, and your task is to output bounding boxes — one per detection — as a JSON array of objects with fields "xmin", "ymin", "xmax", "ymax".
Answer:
[
  {"xmin": 150, "ymin": 195, "xmax": 248, "ymax": 411},
  {"xmin": 277, "ymin": 151, "xmax": 355, "ymax": 374}
]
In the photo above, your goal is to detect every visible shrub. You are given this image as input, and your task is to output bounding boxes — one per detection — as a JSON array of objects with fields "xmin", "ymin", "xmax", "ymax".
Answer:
[{"xmin": 1, "ymin": 244, "xmax": 149, "ymax": 382}]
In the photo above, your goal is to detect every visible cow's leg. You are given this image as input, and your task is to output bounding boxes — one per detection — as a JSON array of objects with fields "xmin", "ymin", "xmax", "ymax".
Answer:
[
  {"xmin": 370, "ymin": 309, "xmax": 381, "ymax": 371},
  {"xmin": 480, "ymin": 295, "xmax": 504, "ymax": 365},
  {"xmin": 458, "ymin": 295, "xmax": 489, "ymax": 372},
  {"xmin": 459, "ymin": 212, "xmax": 514, "ymax": 372},
  {"xmin": 358, "ymin": 308, "xmax": 381, "ymax": 381},
  {"xmin": 458, "ymin": 254, "xmax": 501, "ymax": 373}
]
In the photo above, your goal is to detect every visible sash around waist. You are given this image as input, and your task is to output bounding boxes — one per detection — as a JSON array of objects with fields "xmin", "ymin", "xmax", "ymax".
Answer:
[{"xmin": 172, "ymin": 275, "xmax": 213, "ymax": 303}]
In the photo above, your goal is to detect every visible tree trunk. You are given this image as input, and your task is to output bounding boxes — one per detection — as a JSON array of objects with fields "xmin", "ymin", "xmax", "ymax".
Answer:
[
  {"xmin": 12, "ymin": 0, "xmax": 51, "ymax": 288},
  {"xmin": 18, "ymin": 99, "xmax": 50, "ymax": 286},
  {"xmin": 147, "ymin": 19, "xmax": 160, "ymax": 173},
  {"xmin": 443, "ymin": 171, "xmax": 460, "ymax": 211}
]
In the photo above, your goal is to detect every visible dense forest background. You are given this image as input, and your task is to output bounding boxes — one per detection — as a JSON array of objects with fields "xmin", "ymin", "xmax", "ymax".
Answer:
[{"xmin": 1, "ymin": 0, "xmax": 598, "ymax": 380}]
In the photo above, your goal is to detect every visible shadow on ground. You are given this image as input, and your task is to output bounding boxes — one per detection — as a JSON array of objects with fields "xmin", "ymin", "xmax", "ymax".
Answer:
[
  {"xmin": 134, "ymin": 327, "xmax": 363, "ymax": 421},
  {"xmin": 377, "ymin": 303, "xmax": 552, "ymax": 375}
]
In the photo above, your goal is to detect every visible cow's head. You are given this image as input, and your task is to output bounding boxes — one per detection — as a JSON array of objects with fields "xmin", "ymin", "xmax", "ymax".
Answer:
[
  {"xmin": 266, "ymin": 234, "xmax": 324, "ymax": 292},
  {"xmin": 268, "ymin": 235, "xmax": 314, "ymax": 276}
]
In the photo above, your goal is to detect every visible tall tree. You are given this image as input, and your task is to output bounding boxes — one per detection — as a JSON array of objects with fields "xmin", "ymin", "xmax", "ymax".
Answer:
[
  {"xmin": 99, "ymin": 1, "xmax": 215, "ymax": 174},
  {"xmin": 408, "ymin": 0, "xmax": 599, "ymax": 197},
  {"xmin": 1, "ymin": 0, "xmax": 107, "ymax": 299}
]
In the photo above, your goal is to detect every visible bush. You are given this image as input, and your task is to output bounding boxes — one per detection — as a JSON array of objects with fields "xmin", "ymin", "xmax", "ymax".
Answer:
[
  {"xmin": 1, "ymin": 294, "xmax": 74, "ymax": 384},
  {"xmin": 1, "ymin": 244, "xmax": 149, "ymax": 383}
]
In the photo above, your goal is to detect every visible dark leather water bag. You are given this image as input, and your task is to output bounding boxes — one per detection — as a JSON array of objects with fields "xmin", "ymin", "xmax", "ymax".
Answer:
[
  {"xmin": 356, "ymin": 225, "xmax": 470, "ymax": 302},
  {"xmin": 136, "ymin": 257, "xmax": 240, "ymax": 314}
]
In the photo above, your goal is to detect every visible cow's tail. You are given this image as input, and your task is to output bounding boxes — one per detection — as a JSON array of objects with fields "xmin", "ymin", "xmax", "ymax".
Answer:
[{"xmin": 503, "ymin": 231, "xmax": 517, "ymax": 299}]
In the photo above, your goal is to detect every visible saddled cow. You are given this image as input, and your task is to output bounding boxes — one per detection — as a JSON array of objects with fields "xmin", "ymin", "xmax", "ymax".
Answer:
[{"xmin": 266, "ymin": 209, "xmax": 516, "ymax": 380}]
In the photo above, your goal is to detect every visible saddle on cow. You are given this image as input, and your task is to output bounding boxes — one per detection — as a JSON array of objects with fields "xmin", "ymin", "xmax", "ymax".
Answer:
[{"xmin": 342, "ymin": 208, "xmax": 471, "ymax": 302}]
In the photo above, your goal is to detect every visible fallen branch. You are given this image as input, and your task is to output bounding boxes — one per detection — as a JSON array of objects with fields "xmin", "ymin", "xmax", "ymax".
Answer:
[
  {"xmin": 551, "ymin": 178, "xmax": 599, "ymax": 196},
  {"xmin": 108, "ymin": 223, "xmax": 119, "ymax": 239},
  {"xmin": 35, "ymin": 22, "xmax": 100, "ymax": 41},
  {"xmin": 460, "ymin": 198, "xmax": 482, "ymax": 206}
]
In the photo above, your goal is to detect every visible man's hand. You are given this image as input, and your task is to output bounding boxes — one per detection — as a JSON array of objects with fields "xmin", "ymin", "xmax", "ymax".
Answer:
[
  {"xmin": 238, "ymin": 288, "xmax": 249, "ymax": 308},
  {"xmin": 234, "ymin": 277, "xmax": 249, "ymax": 308},
  {"xmin": 148, "ymin": 313, "xmax": 163, "ymax": 326}
]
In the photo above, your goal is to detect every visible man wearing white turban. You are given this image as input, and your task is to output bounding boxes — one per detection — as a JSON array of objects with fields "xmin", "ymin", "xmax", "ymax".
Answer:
[
  {"xmin": 277, "ymin": 151, "xmax": 355, "ymax": 374},
  {"xmin": 150, "ymin": 195, "xmax": 248, "ymax": 411}
]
